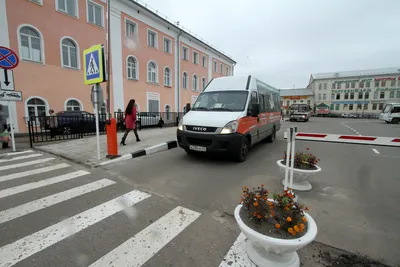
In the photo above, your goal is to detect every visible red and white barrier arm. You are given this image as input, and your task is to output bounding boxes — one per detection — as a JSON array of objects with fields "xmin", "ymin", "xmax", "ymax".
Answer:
[{"xmin": 284, "ymin": 132, "xmax": 400, "ymax": 147}]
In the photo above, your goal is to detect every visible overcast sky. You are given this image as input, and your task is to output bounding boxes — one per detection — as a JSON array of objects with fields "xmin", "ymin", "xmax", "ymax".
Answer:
[{"xmin": 141, "ymin": 0, "xmax": 400, "ymax": 89}]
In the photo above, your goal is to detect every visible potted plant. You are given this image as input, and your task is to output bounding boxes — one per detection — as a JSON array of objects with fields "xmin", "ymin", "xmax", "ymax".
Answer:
[
  {"xmin": 235, "ymin": 185, "xmax": 317, "ymax": 267},
  {"xmin": 276, "ymin": 148, "xmax": 321, "ymax": 191}
]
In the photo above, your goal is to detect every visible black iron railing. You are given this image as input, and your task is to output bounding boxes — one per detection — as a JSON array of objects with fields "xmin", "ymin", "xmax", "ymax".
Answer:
[{"xmin": 114, "ymin": 111, "xmax": 183, "ymax": 131}]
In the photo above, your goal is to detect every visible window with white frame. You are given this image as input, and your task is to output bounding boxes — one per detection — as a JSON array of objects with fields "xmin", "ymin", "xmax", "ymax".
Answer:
[
  {"xmin": 226, "ymin": 66, "xmax": 229, "ymax": 75},
  {"xmin": 147, "ymin": 61, "xmax": 157, "ymax": 83},
  {"xmin": 220, "ymin": 64, "xmax": 223, "ymax": 74},
  {"xmin": 66, "ymin": 99, "xmax": 81, "ymax": 111},
  {"xmin": 202, "ymin": 77, "xmax": 206, "ymax": 90},
  {"xmin": 182, "ymin": 72, "xmax": 188, "ymax": 89},
  {"xmin": 165, "ymin": 105, "xmax": 171, "ymax": 120},
  {"xmin": 164, "ymin": 67, "xmax": 171, "ymax": 86},
  {"xmin": 30, "ymin": 0, "xmax": 43, "ymax": 4},
  {"xmin": 87, "ymin": 1, "xmax": 103, "ymax": 27},
  {"xmin": 126, "ymin": 19, "xmax": 137, "ymax": 38},
  {"xmin": 148, "ymin": 30, "xmax": 157, "ymax": 48},
  {"xmin": 192, "ymin": 75, "xmax": 198, "ymax": 91},
  {"xmin": 57, "ymin": 0, "xmax": 77, "ymax": 17},
  {"xmin": 163, "ymin": 38, "xmax": 171, "ymax": 53},
  {"xmin": 182, "ymin": 47, "xmax": 188, "ymax": 60},
  {"xmin": 213, "ymin": 61, "xmax": 217, "ymax": 72},
  {"xmin": 202, "ymin": 56, "xmax": 207, "ymax": 67},
  {"xmin": 127, "ymin": 56, "xmax": 137, "ymax": 80},
  {"xmin": 193, "ymin": 51, "xmax": 198, "ymax": 64},
  {"xmin": 27, "ymin": 98, "xmax": 47, "ymax": 120},
  {"xmin": 61, "ymin": 38, "xmax": 78, "ymax": 69},
  {"xmin": 19, "ymin": 26, "xmax": 42, "ymax": 62}
]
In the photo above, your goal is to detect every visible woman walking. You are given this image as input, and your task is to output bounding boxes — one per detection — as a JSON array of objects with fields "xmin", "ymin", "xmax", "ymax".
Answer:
[{"xmin": 121, "ymin": 99, "xmax": 140, "ymax": 145}]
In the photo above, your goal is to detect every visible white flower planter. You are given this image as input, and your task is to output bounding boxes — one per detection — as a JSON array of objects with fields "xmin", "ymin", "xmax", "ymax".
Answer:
[
  {"xmin": 234, "ymin": 204, "xmax": 317, "ymax": 267},
  {"xmin": 276, "ymin": 160, "xmax": 321, "ymax": 191}
]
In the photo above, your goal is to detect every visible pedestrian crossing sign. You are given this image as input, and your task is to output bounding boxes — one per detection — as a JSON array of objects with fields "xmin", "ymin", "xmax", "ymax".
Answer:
[{"xmin": 83, "ymin": 44, "xmax": 106, "ymax": 85}]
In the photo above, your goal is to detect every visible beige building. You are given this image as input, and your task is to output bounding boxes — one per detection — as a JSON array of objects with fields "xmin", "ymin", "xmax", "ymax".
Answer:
[
  {"xmin": 279, "ymin": 88, "xmax": 314, "ymax": 114},
  {"xmin": 308, "ymin": 67, "xmax": 400, "ymax": 115}
]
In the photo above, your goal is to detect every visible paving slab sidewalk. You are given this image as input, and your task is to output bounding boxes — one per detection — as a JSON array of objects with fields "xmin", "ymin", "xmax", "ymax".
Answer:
[{"xmin": 35, "ymin": 127, "xmax": 177, "ymax": 167}]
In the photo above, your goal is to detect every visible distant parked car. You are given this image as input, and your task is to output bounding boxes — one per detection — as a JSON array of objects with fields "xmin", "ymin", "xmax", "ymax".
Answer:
[
  {"xmin": 136, "ymin": 112, "xmax": 163, "ymax": 128},
  {"xmin": 48, "ymin": 111, "xmax": 106, "ymax": 135},
  {"xmin": 341, "ymin": 113, "xmax": 357, "ymax": 118}
]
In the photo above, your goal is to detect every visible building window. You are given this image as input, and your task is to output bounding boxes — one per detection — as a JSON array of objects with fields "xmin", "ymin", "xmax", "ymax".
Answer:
[
  {"xmin": 61, "ymin": 38, "xmax": 78, "ymax": 69},
  {"xmin": 359, "ymin": 81, "xmax": 364, "ymax": 88},
  {"xmin": 351, "ymin": 81, "xmax": 355, "ymax": 88},
  {"xmin": 365, "ymin": 92, "xmax": 369, "ymax": 99},
  {"xmin": 193, "ymin": 51, "xmax": 198, "ymax": 64},
  {"xmin": 366, "ymin": 80, "xmax": 371, "ymax": 87},
  {"xmin": 202, "ymin": 56, "xmax": 207, "ymax": 67},
  {"xmin": 364, "ymin": 104, "xmax": 368, "ymax": 110},
  {"xmin": 147, "ymin": 30, "xmax": 157, "ymax": 48},
  {"xmin": 391, "ymin": 80, "xmax": 396, "ymax": 87},
  {"xmin": 345, "ymin": 82, "xmax": 349, "ymax": 89},
  {"xmin": 344, "ymin": 104, "xmax": 348, "ymax": 109},
  {"xmin": 87, "ymin": 0, "xmax": 103, "ymax": 27},
  {"xmin": 181, "ymin": 47, "xmax": 189, "ymax": 60},
  {"xmin": 397, "ymin": 91, "xmax": 400, "ymax": 98},
  {"xmin": 307, "ymin": 100, "xmax": 310, "ymax": 105},
  {"xmin": 330, "ymin": 104, "xmax": 334, "ymax": 110},
  {"xmin": 380, "ymin": 92, "xmax": 385, "ymax": 99},
  {"xmin": 372, "ymin": 103, "xmax": 377, "ymax": 110},
  {"xmin": 350, "ymin": 92, "xmax": 354, "ymax": 99},
  {"xmin": 226, "ymin": 66, "xmax": 229, "ymax": 75},
  {"xmin": 182, "ymin": 72, "xmax": 188, "ymax": 89},
  {"xmin": 220, "ymin": 64, "xmax": 223, "ymax": 74},
  {"xmin": 163, "ymin": 37, "xmax": 171, "ymax": 53},
  {"xmin": 164, "ymin": 67, "xmax": 171, "ymax": 86},
  {"xmin": 381, "ymin": 80, "xmax": 386, "ymax": 87},
  {"xmin": 147, "ymin": 61, "xmax": 157, "ymax": 83},
  {"xmin": 389, "ymin": 91, "xmax": 395, "ymax": 98},
  {"xmin": 336, "ymin": 93, "xmax": 340, "ymax": 100},
  {"xmin": 335, "ymin": 104, "xmax": 340, "ymax": 110},
  {"xmin": 293, "ymin": 100, "xmax": 297, "ymax": 104},
  {"xmin": 66, "ymin": 99, "xmax": 81, "ymax": 111},
  {"xmin": 318, "ymin": 94, "xmax": 321, "ymax": 100},
  {"xmin": 337, "ymin": 83, "xmax": 341, "ymax": 89},
  {"xmin": 332, "ymin": 83, "xmax": 336, "ymax": 89},
  {"xmin": 349, "ymin": 104, "xmax": 353, "ymax": 110},
  {"xmin": 318, "ymin": 83, "xmax": 322, "ymax": 90},
  {"xmin": 30, "ymin": 0, "xmax": 43, "ymax": 4},
  {"xmin": 27, "ymin": 98, "xmax": 47, "ymax": 121},
  {"xmin": 213, "ymin": 61, "xmax": 217, "ymax": 72},
  {"xmin": 125, "ymin": 19, "xmax": 137, "ymax": 38},
  {"xmin": 127, "ymin": 56, "xmax": 137, "ymax": 80},
  {"xmin": 165, "ymin": 105, "xmax": 171, "ymax": 120},
  {"xmin": 322, "ymin": 94, "xmax": 326, "ymax": 100},
  {"xmin": 358, "ymin": 92, "xmax": 363, "ymax": 99},
  {"xmin": 378, "ymin": 103, "xmax": 384, "ymax": 110},
  {"xmin": 357, "ymin": 104, "xmax": 362, "ymax": 110},
  {"xmin": 331, "ymin": 93, "xmax": 335, "ymax": 99},
  {"xmin": 19, "ymin": 26, "xmax": 42, "ymax": 62},
  {"xmin": 344, "ymin": 93, "xmax": 349, "ymax": 99},
  {"xmin": 147, "ymin": 93, "xmax": 160, "ymax": 112},
  {"xmin": 323, "ymin": 83, "xmax": 327, "ymax": 90},
  {"xmin": 375, "ymin": 81, "xmax": 379, "ymax": 87},
  {"xmin": 374, "ymin": 92, "xmax": 378, "ymax": 99},
  {"xmin": 57, "ymin": 0, "xmax": 77, "ymax": 17},
  {"xmin": 202, "ymin": 77, "xmax": 206, "ymax": 90},
  {"xmin": 192, "ymin": 75, "xmax": 198, "ymax": 91}
]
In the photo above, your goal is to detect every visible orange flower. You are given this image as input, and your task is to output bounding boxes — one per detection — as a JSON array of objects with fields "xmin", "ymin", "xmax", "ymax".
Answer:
[
  {"xmin": 300, "ymin": 223, "xmax": 305, "ymax": 229},
  {"xmin": 301, "ymin": 217, "xmax": 307, "ymax": 223},
  {"xmin": 253, "ymin": 202, "xmax": 259, "ymax": 207},
  {"xmin": 288, "ymin": 227, "xmax": 294, "ymax": 233},
  {"xmin": 284, "ymin": 207, "xmax": 290, "ymax": 211},
  {"xmin": 253, "ymin": 212, "xmax": 257, "ymax": 216},
  {"xmin": 287, "ymin": 217, "xmax": 292, "ymax": 222},
  {"xmin": 291, "ymin": 232, "xmax": 296, "ymax": 236},
  {"xmin": 257, "ymin": 214, "xmax": 262, "ymax": 219},
  {"xmin": 275, "ymin": 223, "xmax": 281, "ymax": 229},
  {"xmin": 293, "ymin": 225, "xmax": 300, "ymax": 232}
]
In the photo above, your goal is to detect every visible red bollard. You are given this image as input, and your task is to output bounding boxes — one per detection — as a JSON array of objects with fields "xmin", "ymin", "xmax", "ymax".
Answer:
[{"xmin": 106, "ymin": 118, "xmax": 121, "ymax": 159}]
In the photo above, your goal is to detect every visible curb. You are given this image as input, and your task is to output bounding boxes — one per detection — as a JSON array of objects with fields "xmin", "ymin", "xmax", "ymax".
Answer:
[{"xmin": 100, "ymin": 140, "xmax": 177, "ymax": 166}]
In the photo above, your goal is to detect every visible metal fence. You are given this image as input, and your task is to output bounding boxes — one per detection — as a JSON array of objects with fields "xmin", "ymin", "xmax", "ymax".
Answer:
[
  {"xmin": 27, "ymin": 113, "xmax": 107, "ymax": 146},
  {"xmin": 115, "ymin": 111, "xmax": 183, "ymax": 131}
]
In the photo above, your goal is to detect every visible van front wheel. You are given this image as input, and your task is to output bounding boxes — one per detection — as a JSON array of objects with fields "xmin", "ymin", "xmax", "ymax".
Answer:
[{"xmin": 235, "ymin": 138, "xmax": 249, "ymax": 162}]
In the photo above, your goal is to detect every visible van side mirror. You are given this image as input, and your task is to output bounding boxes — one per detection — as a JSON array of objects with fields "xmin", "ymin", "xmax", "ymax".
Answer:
[{"xmin": 249, "ymin": 103, "xmax": 260, "ymax": 117}]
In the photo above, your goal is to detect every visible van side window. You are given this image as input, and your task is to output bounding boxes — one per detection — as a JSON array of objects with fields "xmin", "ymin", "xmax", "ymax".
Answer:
[
  {"xmin": 392, "ymin": 106, "xmax": 400, "ymax": 113},
  {"xmin": 258, "ymin": 94, "xmax": 265, "ymax": 112}
]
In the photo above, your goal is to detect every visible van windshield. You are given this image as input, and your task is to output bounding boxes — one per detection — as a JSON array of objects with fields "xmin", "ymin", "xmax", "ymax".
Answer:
[
  {"xmin": 383, "ymin": 104, "xmax": 392, "ymax": 113},
  {"xmin": 192, "ymin": 91, "xmax": 248, "ymax": 112}
]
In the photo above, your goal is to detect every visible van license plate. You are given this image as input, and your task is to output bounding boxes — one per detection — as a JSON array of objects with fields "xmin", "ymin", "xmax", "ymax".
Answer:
[{"xmin": 189, "ymin": 145, "xmax": 206, "ymax": 152}]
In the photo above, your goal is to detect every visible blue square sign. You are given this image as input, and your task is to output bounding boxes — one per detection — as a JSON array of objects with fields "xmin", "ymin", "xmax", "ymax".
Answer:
[{"xmin": 83, "ymin": 44, "xmax": 105, "ymax": 85}]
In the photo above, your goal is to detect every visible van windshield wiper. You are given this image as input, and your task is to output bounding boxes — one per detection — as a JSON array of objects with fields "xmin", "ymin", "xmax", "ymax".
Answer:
[{"xmin": 209, "ymin": 107, "xmax": 233, "ymax": 111}]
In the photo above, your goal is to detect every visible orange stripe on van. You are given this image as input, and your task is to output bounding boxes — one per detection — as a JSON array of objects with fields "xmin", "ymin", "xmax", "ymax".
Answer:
[{"xmin": 237, "ymin": 111, "xmax": 281, "ymax": 134}]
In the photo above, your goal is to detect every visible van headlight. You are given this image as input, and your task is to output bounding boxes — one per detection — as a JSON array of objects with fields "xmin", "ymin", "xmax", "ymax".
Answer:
[
  {"xmin": 178, "ymin": 120, "xmax": 184, "ymax": 131},
  {"xmin": 221, "ymin": 120, "xmax": 238, "ymax": 134}
]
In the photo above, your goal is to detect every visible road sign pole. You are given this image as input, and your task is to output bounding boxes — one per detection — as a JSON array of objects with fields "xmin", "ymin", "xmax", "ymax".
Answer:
[
  {"xmin": 8, "ymin": 101, "xmax": 16, "ymax": 152},
  {"xmin": 94, "ymin": 84, "xmax": 101, "ymax": 162}
]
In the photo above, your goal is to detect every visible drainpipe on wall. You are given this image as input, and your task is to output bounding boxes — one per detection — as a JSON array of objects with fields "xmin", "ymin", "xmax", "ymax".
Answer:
[{"xmin": 176, "ymin": 30, "xmax": 183, "ymax": 112}]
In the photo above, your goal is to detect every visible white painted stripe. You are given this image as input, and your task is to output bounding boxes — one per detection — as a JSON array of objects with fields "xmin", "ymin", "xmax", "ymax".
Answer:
[
  {"xmin": 99, "ymin": 154, "xmax": 132, "ymax": 166},
  {"xmin": 372, "ymin": 148, "xmax": 380, "ymax": 155},
  {"xmin": 0, "ymin": 163, "xmax": 70, "ymax": 183},
  {"xmin": 0, "ymin": 153, "xmax": 42, "ymax": 163},
  {"xmin": 0, "ymin": 190, "xmax": 151, "ymax": 267},
  {"xmin": 0, "ymin": 170, "xmax": 90, "ymax": 199},
  {"xmin": 145, "ymin": 142, "xmax": 168, "ymax": 155},
  {"xmin": 1, "ymin": 150, "xmax": 34, "ymax": 156},
  {"xmin": 0, "ymin": 158, "xmax": 55, "ymax": 171},
  {"xmin": 89, "ymin": 206, "xmax": 201, "ymax": 267},
  {"xmin": 219, "ymin": 233, "xmax": 255, "ymax": 267},
  {"xmin": 0, "ymin": 179, "xmax": 116, "ymax": 224}
]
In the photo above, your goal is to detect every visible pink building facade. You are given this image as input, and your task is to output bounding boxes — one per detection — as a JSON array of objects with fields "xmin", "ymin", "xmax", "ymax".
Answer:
[{"xmin": 0, "ymin": 0, "xmax": 236, "ymax": 133}]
